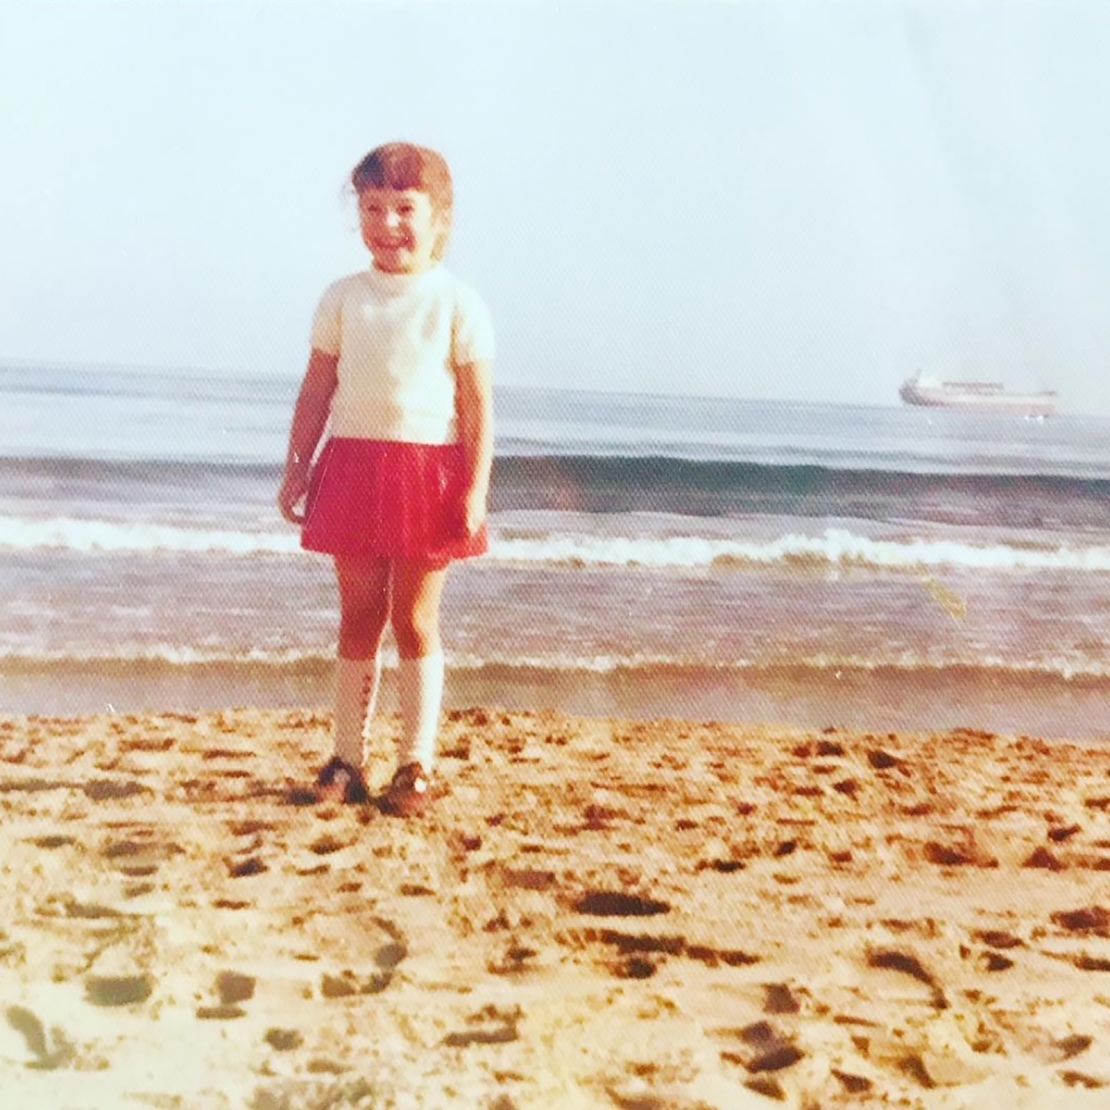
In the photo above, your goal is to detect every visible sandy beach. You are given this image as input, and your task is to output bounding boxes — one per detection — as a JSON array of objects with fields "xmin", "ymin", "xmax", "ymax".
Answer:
[{"xmin": 0, "ymin": 707, "xmax": 1107, "ymax": 1108}]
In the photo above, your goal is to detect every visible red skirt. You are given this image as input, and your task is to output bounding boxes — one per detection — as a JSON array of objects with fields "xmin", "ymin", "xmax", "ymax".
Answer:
[{"xmin": 301, "ymin": 438, "xmax": 488, "ymax": 565}]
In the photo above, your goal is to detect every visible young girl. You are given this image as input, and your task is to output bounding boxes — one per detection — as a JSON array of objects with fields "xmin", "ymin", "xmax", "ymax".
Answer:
[{"xmin": 278, "ymin": 142, "xmax": 494, "ymax": 817}]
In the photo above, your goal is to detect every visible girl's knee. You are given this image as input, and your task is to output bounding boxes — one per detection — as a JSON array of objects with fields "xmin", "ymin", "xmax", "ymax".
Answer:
[
  {"xmin": 339, "ymin": 601, "xmax": 389, "ymax": 650},
  {"xmin": 390, "ymin": 561, "xmax": 447, "ymax": 657},
  {"xmin": 391, "ymin": 611, "xmax": 439, "ymax": 657}
]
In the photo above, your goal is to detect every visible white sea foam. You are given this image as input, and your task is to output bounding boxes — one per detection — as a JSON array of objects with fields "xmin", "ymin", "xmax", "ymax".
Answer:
[
  {"xmin": 2, "ymin": 514, "xmax": 1109, "ymax": 572},
  {"xmin": 0, "ymin": 516, "xmax": 303, "ymax": 555},
  {"xmin": 498, "ymin": 531, "xmax": 1110, "ymax": 572}
]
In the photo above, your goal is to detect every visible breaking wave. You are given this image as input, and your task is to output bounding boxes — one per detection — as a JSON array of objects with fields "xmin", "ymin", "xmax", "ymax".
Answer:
[{"xmin": 2, "ymin": 514, "xmax": 1109, "ymax": 572}]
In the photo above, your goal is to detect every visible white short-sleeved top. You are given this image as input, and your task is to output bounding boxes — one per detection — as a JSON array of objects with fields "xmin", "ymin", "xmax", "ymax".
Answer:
[{"xmin": 311, "ymin": 264, "xmax": 495, "ymax": 445}]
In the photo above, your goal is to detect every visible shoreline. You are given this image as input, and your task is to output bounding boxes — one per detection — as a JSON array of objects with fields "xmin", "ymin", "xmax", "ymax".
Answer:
[
  {"xmin": 3, "ymin": 662, "xmax": 1108, "ymax": 743},
  {"xmin": 1, "ymin": 706, "xmax": 1108, "ymax": 1106}
]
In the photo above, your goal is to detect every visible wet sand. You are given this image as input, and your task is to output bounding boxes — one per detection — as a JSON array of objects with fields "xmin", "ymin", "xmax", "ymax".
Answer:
[{"xmin": 0, "ymin": 707, "xmax": 1107, "ymax": 1107}]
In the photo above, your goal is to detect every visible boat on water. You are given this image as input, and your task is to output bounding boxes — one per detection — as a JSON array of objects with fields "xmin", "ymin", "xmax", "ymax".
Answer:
[{"xmin": 899, "ymin": 372, "xmax": 1058, "ymax": 416}]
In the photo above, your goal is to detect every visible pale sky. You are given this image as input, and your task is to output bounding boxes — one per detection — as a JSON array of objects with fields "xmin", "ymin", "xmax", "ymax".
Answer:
[{"xmin": 2, "ymin": 0, "xmax": 1109, "ymax": 413}]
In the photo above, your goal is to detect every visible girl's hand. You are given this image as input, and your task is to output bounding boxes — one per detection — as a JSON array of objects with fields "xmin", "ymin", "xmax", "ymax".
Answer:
[
  {"xmin": 462, "ymin": 487, "xmax": 487, "ymax": 536},
  {"xmin": 278, "ymin": 470, "xmax": 309, "ymax": 525}
]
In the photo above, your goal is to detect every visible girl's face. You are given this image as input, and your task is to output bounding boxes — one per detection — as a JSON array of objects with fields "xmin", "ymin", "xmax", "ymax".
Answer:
[{"xmin": 358, "ymin": 187, "xmax": 446, "ymax": 274}]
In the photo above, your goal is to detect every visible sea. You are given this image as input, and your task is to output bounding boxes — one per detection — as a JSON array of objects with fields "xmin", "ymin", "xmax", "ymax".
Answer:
[{"xmin": 2, "ymin": 364, "xmax": 1108, "ymax": 740}]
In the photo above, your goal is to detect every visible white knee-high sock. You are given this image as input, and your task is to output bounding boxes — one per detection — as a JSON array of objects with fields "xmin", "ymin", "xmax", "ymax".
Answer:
[
  {"xmin": 397, "ymin": 652, "xmax": 444, "ymax": 772},
  {"xmin": 333, "ymin": 654, "xmax": 381, "ymax": 767}
]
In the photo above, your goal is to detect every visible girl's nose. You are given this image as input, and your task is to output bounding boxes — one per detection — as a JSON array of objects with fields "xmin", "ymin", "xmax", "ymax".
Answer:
[{"xmin": 384, "ymin": 210, "xmax": 402, "ymax": 229}]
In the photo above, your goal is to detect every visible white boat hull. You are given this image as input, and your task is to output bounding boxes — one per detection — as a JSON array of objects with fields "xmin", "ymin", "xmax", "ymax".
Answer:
[{"xmin": 899, "ymin": 378, "xmax": 1057, "ymax": 416}]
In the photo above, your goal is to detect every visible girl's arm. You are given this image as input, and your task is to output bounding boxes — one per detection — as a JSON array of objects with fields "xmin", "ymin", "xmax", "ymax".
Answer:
[
  {"xmin": 278, "ymin": 349, "xmax": 339, "ymax": 524},
  {"xmin": 454, "ymin": 359, "xmax": 494, "ymax": 535}
]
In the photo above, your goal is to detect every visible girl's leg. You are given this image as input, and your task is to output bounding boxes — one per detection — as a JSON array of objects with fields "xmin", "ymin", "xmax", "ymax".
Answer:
[
  {"xmin": 332, "ymin": 555, "xmax": 391, "ymax": 768},
  {"xmin": 390, "ymin": 559, "xmax": 449, "ymax": 773}
]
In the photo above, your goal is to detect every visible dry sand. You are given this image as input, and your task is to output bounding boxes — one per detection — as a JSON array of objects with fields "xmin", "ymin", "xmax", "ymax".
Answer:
[{"xmin": 0, "ymin": 707, "xmax": 1107, "ymax": 1109}]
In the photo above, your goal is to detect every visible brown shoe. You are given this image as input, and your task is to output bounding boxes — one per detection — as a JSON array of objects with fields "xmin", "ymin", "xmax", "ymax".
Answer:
[
  {"xmin": 314, "ymin": 757, "xmax": 370, "ymax": 805},
  {"xmin": 382, "ymin": 762, "xmax": 433, "ymax": 817}
]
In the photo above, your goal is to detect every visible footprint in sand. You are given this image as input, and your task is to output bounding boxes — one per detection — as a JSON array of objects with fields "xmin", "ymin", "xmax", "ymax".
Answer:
[
  {"xmin": 216, "ymin": 971, "xmax": 255, "ymax": 1005},
  {"xmin": 1060, "ymin": 1070, "xmax": 1106, "ymax": 1089},
  {"xmin": 1051, "ymin": 906, "xmax": 1109, "ymax": 936},
  {"xmin": 1024, "ymin": 846, "xmax": 1067, "ymax": 871},
  {"xmin": 102, "ymin": 835, "xmax": 184, "ymax": 877},
  {"xmin": 832, "ymin": 1068, "xmax": 873, "ymax": 1094},
  {"xmin": 1073, "ymin": 954, "xmax": 1110, "ymax": 972},
  {"xmin": 1046, "ymin": 1034, "xmax": 1093, "ymax": 1063},
  {"xmin": 227, "ymin": 856, "xmax": 268, "ymax": 878},
  {"xmin": 264, "ymin": 1028, "xmax": 304, "ymax": 1052},
  {"xmin": 763, "ymin": 983, "xmax": 801, "ymax": 1014},
  {"xmin": 572, "ymin": 891, "xmax": 670, "ymax": 917},
  {"xmin": 252, "ymin": 1077, "xmax": 374, "ymax": 1109},
  {"xmin": 85, "ymin": 974, "xmax": 154, "ymax": 1007},
  {"xmin": 5, "ymin": 1006, "xmax": 77, "ymax": 1070},
  {"xmin": 374, "ymin": 941, "xmax": 407, "ymax": 970},
  {"xmin": 719, "ymin": 1020, "xmax": 805, "ymax": 1101},
  {"xmin": 36, "ymin": 893, "xmax": 122, "ymax": 921},
  {"xmin": 320, "ymin": 970, "xmax": 392, "ymax": 998},
  {"xmin": 83, "ymin": 779, "xmax": 149, "ymax": 802},
  {"xmin": 975, "ymin": 929, "xmax": 1023, "ymax": 950},
  {"xmin": 558, "ymin": 925, "xmax": 758, "ymax": 980},
  {"xmin": 442, "ymin": 1003, "xmax": 522, "ymax": 1047},
  {"xmin": 866, "ymin": 948, "xmax": 948, "ymax": 1010},
  {"xmin": 867, "ymin": 748, "xmax": 905, "ymax": 771},
  {"xmin": 196, "ymin": 1004, "xmax": 247, "ymax": 1020},
  {"xmin": 0, "ymin": 776, "xmax": 68, "ymax": 795},
  {"xmin": 923, "ymin": 840, "xmax": 997, "ymax": 868},
  {"xmin": 227, "ymin": 819, "xmax": 277, "ymax": 837},
  {"xmin": 488, "ymin": 941, "xmax": 540, "ymax": 976},
  {"xmin": 308, "ymin": 834, "xmax": 350, "ymax": 856},
  {"xmin": 311, "ymin": 921, "xmax": 407, "ymax": 999},
  {"xmin": 27, "ymin": 834, "xmax": 77, "ymax": 850}
]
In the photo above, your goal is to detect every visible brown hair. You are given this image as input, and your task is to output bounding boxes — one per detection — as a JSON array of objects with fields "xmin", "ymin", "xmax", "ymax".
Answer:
[
  {"xmin": 350, "ymin": 144, "xmax": 454, "ymax": 260},
  {"xmin": 351, "ymin": 143, "xmax": 453, "ymax": 204}
]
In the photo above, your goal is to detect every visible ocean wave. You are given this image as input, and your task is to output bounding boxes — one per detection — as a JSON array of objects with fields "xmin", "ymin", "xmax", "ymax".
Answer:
[
  {"xmin": 2, "ymin": 514, "xmax": 1109, "ymax": 572},
  {"xmin": 5, "ymin": 453, "xmax": 1109, "ymax": 534},
  {"xmin": 498, "ymin": 531, "xmax": 1110, "ymax": 572},
  {"xmin": 1, "ymin": 646, "xmax": 1106, "ymax": 682},
  {"xmin": 0, "ymin": 516, "xmax": 303, "ymax": 555},
  {"xmin": 4, "ymin": 450, "xmax": 1110, "ymax": 483}
]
